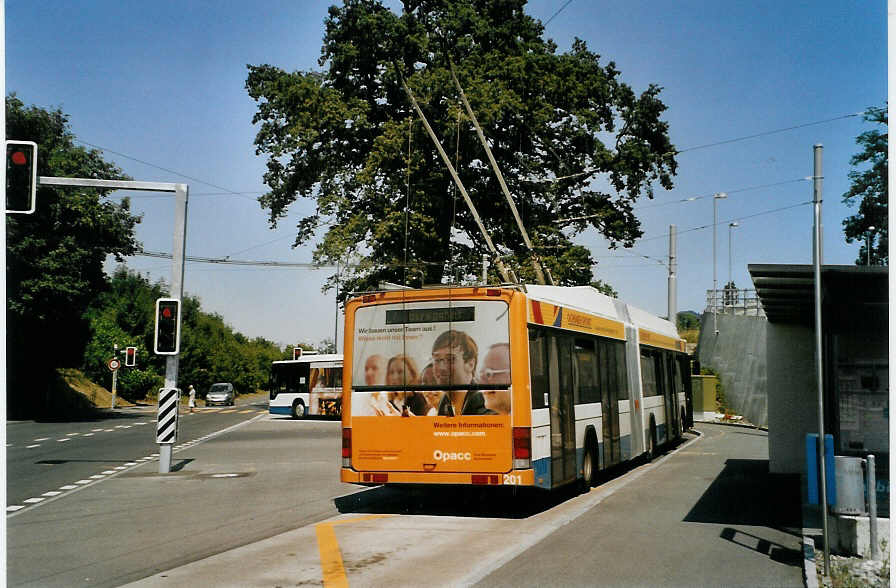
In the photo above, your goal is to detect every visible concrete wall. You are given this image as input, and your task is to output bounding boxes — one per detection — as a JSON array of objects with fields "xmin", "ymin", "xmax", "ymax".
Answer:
[
  {"xmin": 697, "ymin": 313, "xmax": 819, "ymax": 475},
  {"xmin": 696, "ymin": 313, "xmax": 769, "ymax": 426},
  {"xmin": 765, "ymin": 323, "xmax": 818, "ymax": 474}
]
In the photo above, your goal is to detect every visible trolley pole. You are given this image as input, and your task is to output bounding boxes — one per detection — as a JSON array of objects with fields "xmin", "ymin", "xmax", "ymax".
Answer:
[{"xmin": 812, "ymin": 144, "xmax": 830, "ymax": 575}]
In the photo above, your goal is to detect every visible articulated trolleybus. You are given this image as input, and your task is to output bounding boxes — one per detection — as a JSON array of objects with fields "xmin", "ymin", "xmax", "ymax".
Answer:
[
  {"xmin": 270, "ymin": 353, "xmax": 344, "ymax": 418},
  {"xmin": 340, "ymin": 285, "xmax": 691, "ymax": 490}
]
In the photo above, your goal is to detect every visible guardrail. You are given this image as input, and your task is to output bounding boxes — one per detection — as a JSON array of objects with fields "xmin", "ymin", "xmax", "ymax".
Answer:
[{"xmin": 704, "ymin": 288, "xmax": 765, "ymax": 317}]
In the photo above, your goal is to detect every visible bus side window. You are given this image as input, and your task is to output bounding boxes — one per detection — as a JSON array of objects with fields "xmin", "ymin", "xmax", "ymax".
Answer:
[
  {"xmin": 575, "ymin": 338, "xmax": 598, "ymax": 404},
  {"xmin": 614, "ymin": 341, "xmax": 629, "ymax": 400},
  {"xmin": 529, "ymin": 327, "xmax": 548, "ymax": 409}
]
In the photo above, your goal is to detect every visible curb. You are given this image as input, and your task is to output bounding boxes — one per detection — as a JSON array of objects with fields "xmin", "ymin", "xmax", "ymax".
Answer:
[{"xmin": 803, "ymin": 536, "xmax": 819, "ymax": 588}]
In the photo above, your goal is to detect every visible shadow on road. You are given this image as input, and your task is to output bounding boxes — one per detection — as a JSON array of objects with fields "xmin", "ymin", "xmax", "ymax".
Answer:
[
  {"xmin": 720, "ymin": 527, "xmax": 803, "ymax": 567},
  {"xmin": 684, "ymin": 457, "xmax": 803, "ymax": 567},
  {"xmin": 334, "ymin": 483, "xmax": 584, "ymax": 519},
  {"xmin": 684, "ymin": 458, "xmax": 801, "ymax": 531},
  {"xmin": 334, "ymin": 434, "xmax": 695, "ymax": 519}
]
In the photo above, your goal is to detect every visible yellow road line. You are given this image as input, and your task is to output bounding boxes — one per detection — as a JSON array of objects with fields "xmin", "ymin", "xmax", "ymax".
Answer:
[{"xmin": 316, "ymin": 515, "xmax": 394, "ymax": 586}]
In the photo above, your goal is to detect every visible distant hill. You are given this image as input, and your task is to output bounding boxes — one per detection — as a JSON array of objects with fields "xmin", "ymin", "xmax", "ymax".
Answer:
[{"xmin": 676, "ymin": 310, "xmax": 701, "ymax": 331}]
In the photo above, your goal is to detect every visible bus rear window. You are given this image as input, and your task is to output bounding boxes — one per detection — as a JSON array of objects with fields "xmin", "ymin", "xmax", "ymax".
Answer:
[{"xmin": 351, "ymin": 299, "xmax": 510, "ymax": 417}]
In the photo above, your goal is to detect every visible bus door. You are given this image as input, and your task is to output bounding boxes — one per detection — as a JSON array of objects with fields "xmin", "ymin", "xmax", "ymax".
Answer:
[
  {"xmin": 549, "ymin": 334, "xmax": 577, "ymax": 486},
  {"xmin": 662, "ymin": 353, "xmax": 680, "ymax": 439},
  {"xmin": 599, "ymin": 340, "xmax": 621, "ymax": 467}
]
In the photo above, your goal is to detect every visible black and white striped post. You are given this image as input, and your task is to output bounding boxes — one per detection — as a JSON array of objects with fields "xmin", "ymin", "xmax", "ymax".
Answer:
[{"xmin": 157, "ymin": 388, "xmax": 180, "ymax": 471}]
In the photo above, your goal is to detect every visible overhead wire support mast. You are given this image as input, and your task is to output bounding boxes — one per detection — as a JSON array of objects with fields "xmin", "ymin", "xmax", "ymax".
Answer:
[
  {"xmin": 448, "ymin": 61, "xmax": 552, "ymax": 285},
  {"xmin": 397, "ymin": 68, "xmax": 514, "ymax": 285}
]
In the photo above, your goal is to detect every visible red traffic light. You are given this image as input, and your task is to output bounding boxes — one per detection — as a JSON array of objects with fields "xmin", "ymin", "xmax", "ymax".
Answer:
[
  {"xmin": 125, "ymin": 346, "xmax": 137, "ymax": 367},
  {"xmin": 154, "ymin": 298, "xmax": 181, "ymax": 355},
  {"xmin": 6, "ymin": 140, "xmax": 38, "ymax": 214},
  {"xmin": 11, "ymin": 151, "xmax": 27, "ymax": 166}
]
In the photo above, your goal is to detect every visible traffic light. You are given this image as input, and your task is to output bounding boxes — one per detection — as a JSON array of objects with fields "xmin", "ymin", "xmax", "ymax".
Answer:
[
  {"xmin": 125, "ymin": 346, "xmax": 137, "ymax": 367},
  {"xmin": 6, "ymin": 140, "xmax": 38, "ymax": 214},
  {"xmin": 293, "ymin": 347, "xmax": 303, "ymax": 360},
  {"xmin": 154, "ymin": 298, "xmax": 181, "ymax": 354}
]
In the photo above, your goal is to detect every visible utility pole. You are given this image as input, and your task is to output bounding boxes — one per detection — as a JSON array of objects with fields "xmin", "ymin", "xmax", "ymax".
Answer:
[
  {"xmin": 812, "ymin": 144, "xmax": 830, "ymax": 576},
  {"xmin": 668, "ymin": 225, "xmax": 677, "ymax": 322},
  {"xmin": 712, "ymin": 193, "xmax": 727, "ymax": 334}
]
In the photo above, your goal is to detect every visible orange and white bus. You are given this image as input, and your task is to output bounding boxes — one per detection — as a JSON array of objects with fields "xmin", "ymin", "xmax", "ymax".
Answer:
[{"xmin": 340, "ymin": 285, "xmax": 690, "ymax": 490}]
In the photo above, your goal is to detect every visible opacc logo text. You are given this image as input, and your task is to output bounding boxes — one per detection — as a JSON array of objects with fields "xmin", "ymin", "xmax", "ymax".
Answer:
[{"xmin": 433, "ymin": 450, "xmax": 472, "ymax": 462}]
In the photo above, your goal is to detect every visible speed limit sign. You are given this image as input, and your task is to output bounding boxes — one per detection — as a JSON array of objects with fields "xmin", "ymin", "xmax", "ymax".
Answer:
[{"xmin": 107, "ymin": 358, "xmax": 121, "ymax": 371}]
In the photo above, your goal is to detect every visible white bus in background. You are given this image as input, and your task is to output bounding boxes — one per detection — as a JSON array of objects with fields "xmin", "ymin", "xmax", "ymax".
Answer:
[{"xmin": 269, "ymin": 353, "xmax": 344, "ymax": 419}]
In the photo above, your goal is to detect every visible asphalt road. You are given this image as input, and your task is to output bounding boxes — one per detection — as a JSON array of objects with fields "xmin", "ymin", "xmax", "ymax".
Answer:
[
  {"xmin": 7, "ymin": 398, "xmax": 269, "ymax": 510},
  {"xmin": 7, "ymin": 400, "xmax": 354, "ymax": 588},
  {"xmin": 476, "ymin": 423, "xmax": 804, "ymax": 588},
  {"xmin": 8, "ymin": 416, "xmax": 805, "ymax": 588}
]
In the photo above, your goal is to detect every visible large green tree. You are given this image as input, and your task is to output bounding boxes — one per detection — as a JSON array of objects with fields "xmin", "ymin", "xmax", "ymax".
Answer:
[
  {"xmin": 6, "ymin": 95, "xmax": 141, "ymax": 416},
  {"xmin": 842, "ymin": 106, "xmax": 887, "ymax": 265},
  {"xmin": 247, "ymin": 0, "xmax": 676, "ymax": 296}
]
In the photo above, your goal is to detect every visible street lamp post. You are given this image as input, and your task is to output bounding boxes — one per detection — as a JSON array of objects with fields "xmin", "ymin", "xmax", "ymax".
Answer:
[
  {"xmin": 712, "ymin": 192, "xmax": 727, "ymax": 334},
  {"xmin": 728, "ymin": 222, "xmax": 739, "ymax": 285},
  {"xmin": 866, "ymin": 226, "xmax": 875, "ymax": 265}
]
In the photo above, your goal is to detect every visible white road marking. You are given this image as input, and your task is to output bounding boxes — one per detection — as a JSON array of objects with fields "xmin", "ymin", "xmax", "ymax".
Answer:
[
  {"xmin": 23, "ymin": 498, "xmax": 45, "ymax": 504},
  {"xmin": 26, "ymin": 444, "xmax": 40, "ymax": 449},
  {"xmin": 91, "ymin": 429, "xmax": 104, "ymax": 432},
  {"xmin": 75, "ymin": 480, "xmax": 92, "ymax": 485},
  {"xmin": 6, "ymin": 506, "xmax": 25, "ymax": 512},
  {"xmin": 82, "ymin": 433, "xmax": 94, "ymax": 437},
  {"xmin": 59, "ymin": 485, "xmax": 77, "ymax": 490},
  {"xmin": 124, "ymin": 462, "xmax": 137, "ymax": 466},
  {"xmin": 33, "ymin": 438, "xmax": 49, "ymax": 442},
  {"xmin": 89, "ymin": 475, "xmax": 105, "ymax": 479},
  {"xmin": 101, "ymin": 470, "xmax": 117, "ymax": 475},
  {"xmin": 42, "ymin": 491, "xmax": 62, "ymax": 497},
  {"xmin": 57, "ymin": 438, "xmax": 71, "ymax": 443}
]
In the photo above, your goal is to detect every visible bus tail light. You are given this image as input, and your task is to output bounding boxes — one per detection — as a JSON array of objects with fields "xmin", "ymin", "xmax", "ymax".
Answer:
[
  {"xmin": 513, "ymin": 427, "xmax": 531, "ymax": 469},
  {"xmin": 342, "ymin": 428, "xmax": 351, "ymax": 467},
  {"xmin": 486, "ymin": 288, "xmax": 501, "ymax": 296},
  {"xmin": 362, "ymin": 473, "xmax": 388, "ymax": 484},
  {"xmin": 471, "ymin": 474, "xmax": 500, "ymax": 485}
]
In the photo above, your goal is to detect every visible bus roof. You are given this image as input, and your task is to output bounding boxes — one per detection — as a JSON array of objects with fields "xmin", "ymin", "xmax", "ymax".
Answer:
[
  {"xmin": 272, "ymin": 354, "xmax": 343, "ymax": 365},
  {"xmin": 524, "ymin": 284, "xmax": 680, "ymax": 341}
]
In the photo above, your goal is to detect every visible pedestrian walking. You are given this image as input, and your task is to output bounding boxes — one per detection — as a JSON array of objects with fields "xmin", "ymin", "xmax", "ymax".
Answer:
[{"xmin": 188, "ymin": 384, "xmax": 196, "ymax": 413}]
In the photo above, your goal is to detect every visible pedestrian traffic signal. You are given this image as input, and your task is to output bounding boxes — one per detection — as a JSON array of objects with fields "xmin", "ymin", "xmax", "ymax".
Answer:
[
  {"xmin": 125, "ymin": 346, "xmax": 137, "ymax": 367},
  {"xmin": 154, "ymin": 298, "xmax": 181, "ymax": 354},
  {"xmin": 293, "ymin": 347, "xmax": 303, "ymax": 360},
  {"xmin": 6, "ymin": 140, "xmax": 38, "ymax": 214}
]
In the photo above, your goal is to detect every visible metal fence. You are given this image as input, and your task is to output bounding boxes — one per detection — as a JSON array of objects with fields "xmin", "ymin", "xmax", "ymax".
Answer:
[{"xmin": 704, "ymin": 288, "xmax": 765, "ymax": 317}]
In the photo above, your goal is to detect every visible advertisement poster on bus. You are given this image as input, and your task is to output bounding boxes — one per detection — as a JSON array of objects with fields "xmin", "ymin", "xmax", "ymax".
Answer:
[{"xmin": 350, "ymin": 299, "xmax": 512, "ymax": 472}]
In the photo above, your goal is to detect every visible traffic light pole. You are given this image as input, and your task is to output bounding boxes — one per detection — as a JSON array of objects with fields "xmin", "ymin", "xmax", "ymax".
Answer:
[
  {"xmin": 159, "ymin": 183, "xmax": 189, "ymax": 473},
  {"xmin": 38, "ymin": 177, "xmax": 189, "ymax": 474}
]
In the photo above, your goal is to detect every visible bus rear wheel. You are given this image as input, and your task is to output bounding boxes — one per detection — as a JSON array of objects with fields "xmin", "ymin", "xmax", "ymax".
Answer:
[
  {"xmin": 582, "ymin": 444, "xmax": 597, "ymax": 489},
  {"xmin": 291, "ymin": 400, "xmax": 306, "ymax": 419}
]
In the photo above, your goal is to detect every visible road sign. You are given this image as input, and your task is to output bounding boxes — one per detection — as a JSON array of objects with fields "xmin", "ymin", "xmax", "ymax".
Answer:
[
  {"xmin": 157, "ymin": 388, "xmax": 180, "ymax": 444},
  {"xmin": 107, "ymin": 358, "xmax": 121, "ymax": 371}
]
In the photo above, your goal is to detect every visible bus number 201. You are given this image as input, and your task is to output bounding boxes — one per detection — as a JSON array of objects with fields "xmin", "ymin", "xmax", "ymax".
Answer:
[{"xmin": 503, "ymin": 474, "xmax": 522, "ymax": 485}]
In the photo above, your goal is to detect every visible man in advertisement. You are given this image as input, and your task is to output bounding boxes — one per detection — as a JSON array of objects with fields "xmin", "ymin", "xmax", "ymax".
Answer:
[{"xmin": 432, "ymin": 330, "xmax": 493, "ymax": 416}]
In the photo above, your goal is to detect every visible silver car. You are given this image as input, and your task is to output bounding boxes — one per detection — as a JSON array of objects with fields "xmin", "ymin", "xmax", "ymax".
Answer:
[{"xmin": 206, "ymin": 383, "xmax": 235, "ymax": 406}]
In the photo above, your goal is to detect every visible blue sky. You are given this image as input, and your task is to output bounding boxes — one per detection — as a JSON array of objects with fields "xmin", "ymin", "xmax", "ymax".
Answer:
[{"xmin": 6, "ymin": 1, "xmax": 886, "ymax": 350}]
